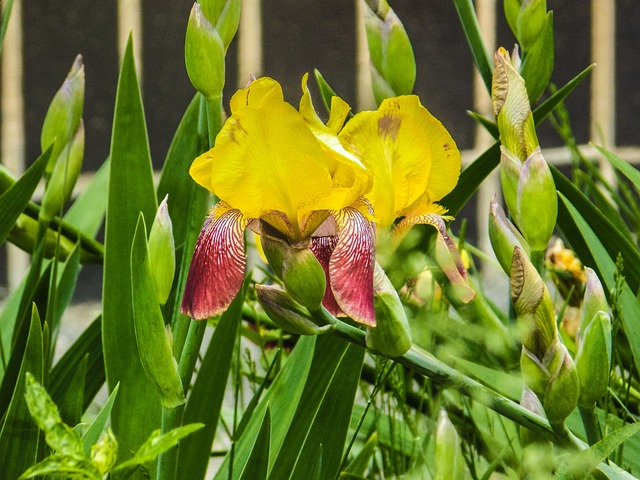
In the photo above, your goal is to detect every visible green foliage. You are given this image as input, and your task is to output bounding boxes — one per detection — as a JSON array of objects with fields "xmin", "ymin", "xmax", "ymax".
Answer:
[{"xmin": 2, "ymin": 1, "xmax": 640, "ymax": 479}]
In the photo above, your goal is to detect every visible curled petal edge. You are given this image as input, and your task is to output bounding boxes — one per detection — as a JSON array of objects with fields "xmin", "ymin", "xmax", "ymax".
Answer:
[{"xmin": 181, "ymin": 208, "xmax": 248, "ymax": 319}]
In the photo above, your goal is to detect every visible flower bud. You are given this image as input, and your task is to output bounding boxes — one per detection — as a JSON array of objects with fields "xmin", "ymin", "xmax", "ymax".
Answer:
[
  {"xmin": 499, "ymin": 146, "xmax": 521, "ymax": 219},
  {"xmin": 575, "ymin": 311, "xmax": 612, "ymax": 407},
  {"xmin": 434, "ymin": 409, "xmax": 466, "ymax": 480},
  {"xmin": 519, "ymin": 385, "xmax": 546, "ymax": 446},
  {"xmin": 363, "ymin": 0, "xmax": 416, "ymax": 104},
  {"xmin": 488, "ymin": 193, "xmax": 529, "ymax": 276},
  {"xmin": 515, "ymin": 147, "xmax": 557, "ymax": 252},
  {"xmin": 41, "ymin": 55, "xmax": 84, "ymax": 174},
  {"xmin": 542, "ymin": 343, "xmax": 579, "ymax": 425},
  {"xmin": 10, "ymin": 214, "xmax": 76, "ymax": 260},
  {"xmin": 91, "ymin": 428, "xmax": 118, "ymax": 475},
  {"xmin": 492, "ymin": 48, "xmax": 539, "ymax": 161},
  {"xmin": 511, "ymin": 246, "xmax": 557, "ymax": 358},
  {"xmin": 40, "ymin": 121, "xmax": 85, "ymax": 222},
  {"xmin": 259, "ymin": 224, "xmax": 288, "ymax": 278},
  {"xmin": 365, "ymin": 264, "xmax": 411, "ymax": 357},
  {"xmin": 200, "ymin": 0, "xmax": 241, "ymax": 50},
  {"xmin": 148, "ymin": 195, "xmax": 176, "ymax": 305},
  {"xmin": 256, "ymin": 284, "xmax": 334, "ymax": 336},
  {"xmin": 185, "ymin": 2, "xmax": 226, "ymax": 100},
  {"xmin": 581, "ymin": 268, "xmax": 608, "ymax": 330},
  {"xmin": 282, "ymin": 243, "xmax": 327, "ymax": 311}
]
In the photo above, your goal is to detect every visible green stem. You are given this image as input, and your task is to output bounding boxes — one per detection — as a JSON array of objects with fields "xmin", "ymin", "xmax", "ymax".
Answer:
[
  {"xmin": 178, "ymin": 319, "xmax": 207, "ymax": 394},
  {"xmin": 205, "ymin": 95, "xmax": 223, "ymax": 148},
  {"xmin": 579, "ymin": 405, "xmax": 603, "ymax": 445},
  {"xmin": 157, "ymin": 404, "xmax": 185, "ymax": 480},
  {"xmin": 327, "ymin": 314, "xmax": 583, "ymax": 450},
  {"xmin": 530, "ymin": 249, "xmax": 545, "ymax": 274}
]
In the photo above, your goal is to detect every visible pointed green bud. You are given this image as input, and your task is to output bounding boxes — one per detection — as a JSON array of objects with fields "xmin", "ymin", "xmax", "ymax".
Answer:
[
  {"xmin": 366, "ymin": 264, "xmax": 411, "ymax": 357},
  {"xmin": 493, "ymin": 47, "xmax": 539, "ymax": 160},
  {"xmin": 91, "ymin": 428, "xmax": 118, "ymax": 475},
  {"xmin": 41, "ymin": 54, "xmax": 84, "ymax": 174},
  {"xmin": 576, "ymin": 311, "xmax": 612, "ymax": 407},
  {"xmin": 259, "ymin": 221, "xmax": 288, "ymax": 278},
  {"xmin": 131, "ymin": 215, "xmax": 185, "ymax": 408},
  {"xmin": 363, "ymin": 0, "xmax": 416, "ymax": 104},
  {"xmin": 511, "ymin": 246, "xmax": 557, "ymax": 358},
  {"xmin": 200, "ymin": 0, "xmax": 240, "ymax": 50},
  {"xmin": 488, "ymin": 193, "xmax": 529, "ymax": 276},
  {"xmin": 434, "ymin": 409, "xmax": 466, "ymax": 480},
  {"xmin": 256, "ymin": 284, "xmax": 334, "ymax": 336},
  {"xmin": 40, "ymin": 121, "xmax": 85, "ymax": 222},
  {"xmin": 520, "ymin": 346, "xmax": 551, "ymax": 398},
  {"xmin": 542, "ymin": 342, "xmax": 579, "ymax": 425},
  {"xmin": 515, "ymin": 147, "xmax": 557, "ymax": 252},
  {"xmin": 10, "ymin": 214, "xmax": 76, "ymax": 260},
  {"xmin": 499, "ymin": 146, "xmax": 521, "ymax": 219},
  {"xmin": 185, "ymin": 2, "xmax": 226, "ymax": 100},
  {"xmin": 148, "ymin": 195, "xmax": 176, "ymax": 305},
  {"xmin": 282, "ymin": 243, "xmax": 327, "ymax": 311},
  {"xmin": 581, "ymin": 268, "xmax": 608, "ymax": 330}
]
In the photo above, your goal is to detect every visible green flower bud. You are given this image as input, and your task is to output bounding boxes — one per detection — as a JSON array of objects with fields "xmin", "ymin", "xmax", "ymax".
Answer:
[
  {"xmin": 40, "ymin": 121, "xmax": 85, "ymax": 222},
  {"xmin": 256, "ymin": 284, "xmax": 334, "ymax": 336},
  {"xmin": 511, "ymin": 246, "xmax": 557, "ymax": 358},
  {"xmin": 515, "ymin": 147, "xmax": 557, "ymax": 252},
  {"xmin": 575, "ymin": 311, "xmax": 612, "ymax": 407},
  {"xmin": 581, "ymin": 268, "xmax": 608, "ymax": 330},
  {"xmin": 200, "ymin": 0, "xmax": 241, "ymax": 50},
  {"xmin": 492, "ymin": 47, "xmax": 539, "ymax": 160},
  {"xmin": 41, "ymin": 54, "xmax": 84, "ymax": 174},
  {"xmin": 499, "ymin": 146, "xmax": 521, "ymax": 219},
  {"xmin": 519, "ymin": 385, "xmax": 547, "ymax": 446},
  {"xmin": 148, "ymin": 195, "xmax": 176, "ymax": 305},
  {"xmin": 363, "ymin": 0, "xmax": 416, "ymax": 104},
  {"xmin": 542, "ymin": 342, "xmax": 579, "ymax": 425},
  {"xmin": 185, "ymin": 2, "xmax": 226, "ymax": 100},
  {"xmin": 91, "ymin": 428, "xmax": 118, "ymax": 475},
  {"xmin": 131, "ymin": 216, "xmax": 185, "ymax": 408},
  {"xmin": 282, "ymin": 243, "xmax": 327, "ymax": 311},
  {"xmin": 434, "ymin": 409, "xmax": 466, "ymax": 480},
  {"xmin": 365, "ymin": 264, "xmax": 411, "ymax": 357},
  {"xmin": 259, "ymin": 222, "xmax": 288, "ymax": 278},
  {"xmin": 10, "ymin": 214, "xmax": 76, "ymax": 260},
  {"xmin": 488, "ymin": 193, "xmax": 529, "ymax": 276}
]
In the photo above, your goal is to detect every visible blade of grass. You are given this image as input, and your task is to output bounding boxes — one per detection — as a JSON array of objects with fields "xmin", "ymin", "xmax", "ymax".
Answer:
[
  {"xmin": 102, "ymin": 35, "xmax": 161, "ymax": 471},
  {"xmin": 453, "ymin": 0, "xmax": 493, "ymax": 93}
]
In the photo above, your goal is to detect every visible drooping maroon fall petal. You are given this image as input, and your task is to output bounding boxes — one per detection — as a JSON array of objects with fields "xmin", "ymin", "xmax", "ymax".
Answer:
[
  {"xmin": 310, "ymin": 235, "xmax": 342, "ymax": 316},
  {"xmin": 181, "ymin": 209, "xmax": 247, "ymax": 319},
  {"xmin": 329, "ymin": 207, "xmax": 376, "ymax": 326}
]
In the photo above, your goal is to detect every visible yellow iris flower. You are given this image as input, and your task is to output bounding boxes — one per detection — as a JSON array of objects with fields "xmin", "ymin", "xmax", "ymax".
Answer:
[
  {"xmin": 181, "ymin": 75, "xmax": 377, "ymax": 324},
  {"xmin": 338, "ymin": 95, "xmax": 474, "ymax": 303}
]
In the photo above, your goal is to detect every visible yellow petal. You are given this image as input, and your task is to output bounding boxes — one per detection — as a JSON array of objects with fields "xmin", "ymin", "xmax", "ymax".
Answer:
[
  {"xmin": 229, "ymin": 76, "xmax": 284, "ymax": 114},
  {"xmin": 339, "ymin": 95, "xmax": 460, "ymax": 228}
]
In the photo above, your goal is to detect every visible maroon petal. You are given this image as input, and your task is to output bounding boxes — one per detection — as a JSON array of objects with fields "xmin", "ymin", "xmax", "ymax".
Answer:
[
  {"xmin": 329, "ymin": 207, "xmax": 376, "ymax": 326},
  {"xmin": 181, "ymin": 209, "xmax": 247, "ymax": 319},
  {"xmin": 310, "ymin": 235, "xmax": 342, "ymax": 316}
]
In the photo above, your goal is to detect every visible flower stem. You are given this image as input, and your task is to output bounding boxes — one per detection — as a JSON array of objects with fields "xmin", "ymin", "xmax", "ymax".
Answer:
[
  {"xmin": 579, "ymin": 405, "xmax": 603, "ymax": 445},
  {"xmin": 157, "ymin": 404, "xmax": 185, "ymax": 480},
  {"xmin": 326, "ymin": 313, "xmax": 583, "ymax": 449},
  {"xmin": 206, "ymin": 95, "xmax": 223, "ymax": 148},
  {"xmin": 178, "ymin": 319, "xmax": 207, "ymax": 393}
]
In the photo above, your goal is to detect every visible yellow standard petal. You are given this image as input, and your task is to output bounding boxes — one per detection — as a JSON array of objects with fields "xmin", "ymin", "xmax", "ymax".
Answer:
[{"xmin": 339, "ymin": 95, "xmax": 461, "ymax": 228}]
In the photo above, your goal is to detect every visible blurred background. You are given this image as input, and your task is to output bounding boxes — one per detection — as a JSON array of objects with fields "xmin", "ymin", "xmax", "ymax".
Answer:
[{"xmin": 1, "ymin": 0, "xmax": 639, "ymax": 303}]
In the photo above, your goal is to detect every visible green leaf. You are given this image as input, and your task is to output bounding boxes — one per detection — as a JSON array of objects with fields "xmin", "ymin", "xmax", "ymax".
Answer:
[
  {"xmin": 56, "ymin": 354, "xmax": 87, "ymax": 427},
  {"xmin": 0, "ymin": 147, "xmax": 51, "ymax": 246},
  {"xmin": 214, "ymin": 336, "xmax": 316, "ymax": 479},
  {"xmin": 49, "ymin": 315, "xmax": 104, "ymax": 414},
  {"xmin": 102, "ymin": 35, "xmax": 161, "ymax": 471},
  {"xmin": 23, "ymin": 372, "xmax": 84, "ymax": 457},
  {"xmin": 0, "ymin": 0, "xmax": 15, "ymax": 51},
  {"xmin": 453, "ymin": 0, "xmax": 493, "ymax": 93},
  {"xmin": 557, "ymin": 193, "xmax": 640, "ymax": 377},
  {"xmin": 18, "ymin": 455, "xmax": 102, "ymax": 480},
  {"xmin": 238, "ymin": 407, "xmax": 271, "ymax": 480},
  {"xmin": 82, "ymin": 383, "xmax": 119, "ymax": 457},
  {"xmin": 556, "ymin": 422, "xmax": 640, "ymax": 479},
  {"xmin": 130, "ymin": 214, "xmax": 184, "ymax": 408},
  {"xmin": 114, "ymin": 423, "xmax": 204, "ymax": 474},
  {"xmin": 177, "ymin": 283, "xmax": 246, "ymax": 479},
  {"xmin": 595, "ymin": 144, "xmax": 640, "ymax": 189},
  {"xmin": 63, "ymin": 157, "xmax": 110, "ymax": 238},
  {"xmin": 269, "ymin": 335, "xmax": 365, "ymax": 480},
  {"xmin": 313, "ymin": 69, "xmax": 350, "ymax": 120},
  {"xmin": 0, "ymin": 306, "xmax": 44, "ymax": 479}
]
